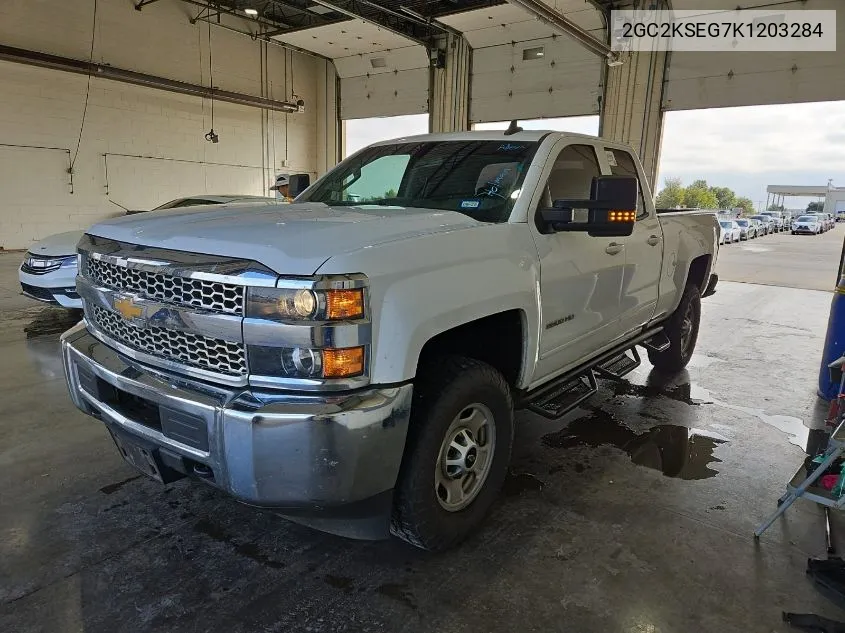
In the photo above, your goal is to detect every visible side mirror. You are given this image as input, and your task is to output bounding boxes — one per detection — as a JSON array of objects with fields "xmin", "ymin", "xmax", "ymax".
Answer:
[
  {"xmin": 288, "ymin": 174, "xmax": 311, "ymax": 198},
  {"xmin": 539, "ymin": 175, "xmax": 638, "ymax": 237}
]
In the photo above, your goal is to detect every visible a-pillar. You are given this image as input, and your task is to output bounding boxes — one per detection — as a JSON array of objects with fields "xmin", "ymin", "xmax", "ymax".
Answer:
[
  {"xmin": 430, "ymin": 34, "xmax": 471, "ymax": 133},
  {"xmin": 600, "ymin": 47, "xmax": 668, "ymax": 191}
]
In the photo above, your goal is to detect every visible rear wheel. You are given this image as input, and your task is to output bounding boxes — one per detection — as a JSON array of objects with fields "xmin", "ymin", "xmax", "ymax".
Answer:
[
  {"xmin": 391, "ymin": 356, "xmax": 514, "ymax": 551},
  {"xmin": 648, "ymin": 284, "xmax": 701, "ymax": 374}
]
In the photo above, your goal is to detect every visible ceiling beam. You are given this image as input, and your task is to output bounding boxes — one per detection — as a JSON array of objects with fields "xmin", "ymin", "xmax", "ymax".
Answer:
[{"xmin": 310, "ymin": 0, "xmax": 441, "ymax": 47}]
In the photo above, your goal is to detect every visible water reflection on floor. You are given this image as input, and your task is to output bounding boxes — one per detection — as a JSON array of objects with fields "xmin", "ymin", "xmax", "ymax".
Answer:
[{"xmin": 542, "ymin": 406, "xmax": 728, "ymax": 480}]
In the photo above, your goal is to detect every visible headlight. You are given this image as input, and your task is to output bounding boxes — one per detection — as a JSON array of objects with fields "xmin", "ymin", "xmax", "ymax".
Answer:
[
  {"xmin": 248, "ymin": 345, "xmax": 365, "ymax": 379},
  {"xmin": 247, "ymin": 286, "xmax": 365, "ymax": 321},
  {"xmin": 60, "ymin": 255, "xmax": 78, "ymax": 268}
]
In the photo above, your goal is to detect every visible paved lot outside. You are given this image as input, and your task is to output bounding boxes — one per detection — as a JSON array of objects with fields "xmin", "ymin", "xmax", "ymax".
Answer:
[
  {"xmin": 717, "ymin": 223, "xmax": 842, "ymax": 291},
  {"xmin": 0, "ymin": 234, "xmax": 842, "ymax": 632}
]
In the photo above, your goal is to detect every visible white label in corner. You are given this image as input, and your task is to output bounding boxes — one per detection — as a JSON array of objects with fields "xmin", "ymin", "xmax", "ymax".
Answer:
[{"xmin": 605, "ymin": 150, "xmax": 618, "ymax": 167}]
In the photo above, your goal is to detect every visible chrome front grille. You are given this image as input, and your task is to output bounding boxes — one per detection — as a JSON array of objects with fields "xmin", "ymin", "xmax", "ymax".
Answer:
[
  {"xmin": 86, "ymin": 257, "xmax": 245, "ymax": 315},
  {"xmin": 91, "ymin": 306, "xmax": 247, "ymax": 376}
]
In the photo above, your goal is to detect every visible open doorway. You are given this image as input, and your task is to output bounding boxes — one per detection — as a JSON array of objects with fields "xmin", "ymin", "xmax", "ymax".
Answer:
[
  {"xmin": 344, "ymin": 114, "xmax": 429, "ymax": 158},
  {"xmin": 658, "ymin": 101, "xmax": 845, "ymax": 291}
]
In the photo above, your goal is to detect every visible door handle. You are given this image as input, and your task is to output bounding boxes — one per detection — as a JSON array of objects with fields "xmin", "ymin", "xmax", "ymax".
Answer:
[
  {"xmin": 647, "ymin": 235, "xmax": 661, "ymax": 246},
  {"xmin": 605, "ymin": 242, "xmax": 624, "ymax": 255}
]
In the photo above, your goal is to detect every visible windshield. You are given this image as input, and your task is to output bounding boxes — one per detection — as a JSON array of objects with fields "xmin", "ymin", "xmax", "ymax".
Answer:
[
  {"xmin": 719, "ymin": 221, "xmax": 732, "ymax": 228},
  {"xmin": 735, "ymin": 220, "xmax": 749, "ymax": 226},
  {"xmin": 796, "ymin": 215, "xmax": 816, "ymax": 222},
  {"xmin": 299, "ymin": 140, "xmax": 540, "ymax": 223}
]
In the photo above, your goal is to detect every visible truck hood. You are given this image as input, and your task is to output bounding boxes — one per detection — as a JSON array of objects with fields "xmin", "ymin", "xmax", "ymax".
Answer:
[
  {"xmin": 28, "ymin": 230, "xmax": 86, "ymax": 257},
  {"xmin": 86, "ymin": 202, "xmax": 483, "ymax": 275}
]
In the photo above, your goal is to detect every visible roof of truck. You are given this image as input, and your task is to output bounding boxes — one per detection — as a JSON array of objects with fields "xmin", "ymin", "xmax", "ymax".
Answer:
[{"xmin": 367, "ymin": 130, "xmax": 604, "ymax": 146}]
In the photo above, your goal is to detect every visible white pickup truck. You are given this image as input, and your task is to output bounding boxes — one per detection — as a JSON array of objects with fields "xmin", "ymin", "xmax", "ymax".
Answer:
[{"xmin": 61, "ymin": 130, "xmax": 718, "ymax": 551}]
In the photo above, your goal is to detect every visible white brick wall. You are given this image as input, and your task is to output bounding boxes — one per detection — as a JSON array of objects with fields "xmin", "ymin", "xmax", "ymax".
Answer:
[{"xmin": 0, "ymin": 0, "xmax": 333, "ymax": 249}]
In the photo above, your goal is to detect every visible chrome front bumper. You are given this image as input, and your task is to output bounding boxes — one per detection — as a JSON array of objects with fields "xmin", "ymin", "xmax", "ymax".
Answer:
[{"xmin": 61, "ymin": 323, "xmax": 413, "ymax": 537}]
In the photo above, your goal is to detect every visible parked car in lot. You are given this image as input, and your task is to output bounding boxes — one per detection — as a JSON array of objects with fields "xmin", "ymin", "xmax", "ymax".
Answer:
[
  {"xmin": 750, "ymin": 215, "xmax": 775, "ymax": 235},
  {"xmin": 733, "ymin": 218, "xmax": 756, "ymax": 239},
  {"xmin": 759, "ymin": 212, "xmax": 785, "ymax": 232},
  {"xmin": 19, "ymin": 195, "xmax": 277, "ymax": 308},
  {"xmin": 60, "ymin": 130, "xmax": 719, "ymax": 550},
  {"xmin": 719, "ymin": 220, "xmax": 741, "ymax": 244},
  {"xmin": 792, "ymin": 214, "xmax": 823, "ymax": 235},
  {"xmin": 822, "ymin": 213, "xmax": 836, "ymax": 230}
]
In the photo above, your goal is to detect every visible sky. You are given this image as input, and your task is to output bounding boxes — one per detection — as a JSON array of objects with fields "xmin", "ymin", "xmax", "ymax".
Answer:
[{"xmin": 345, "ymin": 101, "xmax": 845, "ymax": 211}]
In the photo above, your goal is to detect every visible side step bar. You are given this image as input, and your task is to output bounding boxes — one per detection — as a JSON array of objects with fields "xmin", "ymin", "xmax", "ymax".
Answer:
[
  {"xmin": 595, "ymin": 347, "xmax": 641, "ymax": 380},
  {"xmin": 526, "ymin": 371, "xmax": 597, "ymax": 420},
  {"xmin": 518, "ymin": 324, "xmax": 666, "ymax": 420},
  {"xmin": 642, "ymin": 332, "xmax": 670, "ymax": 353}
]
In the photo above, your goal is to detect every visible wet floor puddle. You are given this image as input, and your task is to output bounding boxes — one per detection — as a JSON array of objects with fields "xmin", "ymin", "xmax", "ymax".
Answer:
[
  {"xmin": 542, "ymin": 407, "xmax": 728, "ymax": 480},
  {"xmin": 0, "ymin": 306, "xmax": 83, "ymax": 339},
  {"xmin": 611, "ymin": 371, "xmax": 812, "ymax": 449}
]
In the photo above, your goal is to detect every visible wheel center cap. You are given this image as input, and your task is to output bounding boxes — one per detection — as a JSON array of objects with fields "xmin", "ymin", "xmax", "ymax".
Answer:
[{"xmin": 465, "ymin": 447, "xmax": 478, "ymax": 468}]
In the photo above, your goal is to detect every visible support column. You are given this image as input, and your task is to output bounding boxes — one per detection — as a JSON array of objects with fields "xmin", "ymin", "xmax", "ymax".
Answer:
[
  {"xmin": 430, "ymin": 34, "xmax": 471, "ymax": 133},
  {"xmin": 600, "ymin": 47, "xmax": 668, "ymax": 191},
  {"xmin": 316, "ymin": 58, "xmax": 341, "ymax": 176}
]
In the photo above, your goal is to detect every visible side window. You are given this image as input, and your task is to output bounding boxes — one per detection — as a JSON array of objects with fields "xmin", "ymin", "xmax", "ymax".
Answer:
[
  {"xmin": 542, "ymin": 144, "xmax": 602, "ymax": 221},
  {"xmin": 605, "ymin": 148, "xmax": 647, "ymax": 219}
]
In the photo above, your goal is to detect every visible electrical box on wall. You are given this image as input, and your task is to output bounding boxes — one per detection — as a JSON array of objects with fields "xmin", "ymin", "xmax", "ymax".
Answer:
[{"xmin": 430, "ymin": 49, "xmax": 446, "ymax": 69}]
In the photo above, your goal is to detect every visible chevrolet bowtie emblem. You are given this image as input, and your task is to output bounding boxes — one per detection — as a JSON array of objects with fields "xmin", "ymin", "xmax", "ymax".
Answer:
[{"xmin": 114, "ymin": 295, "xmax": 145, "ymax": 322}]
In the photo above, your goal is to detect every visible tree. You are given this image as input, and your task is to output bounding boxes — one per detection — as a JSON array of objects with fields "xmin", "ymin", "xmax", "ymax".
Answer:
[
  {"xmin": 709, "ymin": 186, "xmax": 736, "ymax": 210},
  {"xmin": 735, "ymin": 197, "xmax": 754, "ymax": 214},
  {"xmin": 683, "ymin": 184, "xmax": 719, "ymax": 209},
  {"xmin": 768, "ymin": 203, "xmax": 785, "ymax": 211},
  {"xmin": 690, "ymin": 179, "xmax": 708, "ymax": 190},
  {"xmin": 655, "ymin": 177, "xmax": 686, "ymax": 209},
  {"xmin": 807, "ymin": 201, "xmax": 825, "ymax": 212}
]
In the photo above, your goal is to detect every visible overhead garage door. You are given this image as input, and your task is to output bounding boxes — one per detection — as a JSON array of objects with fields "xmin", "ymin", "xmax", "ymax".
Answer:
[
  {"xmin": 469, "ymin": 36, "xmax": 602, "ymax": 123},
  {"xmin": 438, "ymin": 2, "xmax": 605, "ymax": 124},
  {"xmin": 664, "ymin": 0, "xmax": 845, "ymax": 110},
  {"xmin": 334, "ymin": 46, "xmax": 430, "ymax": 120}
]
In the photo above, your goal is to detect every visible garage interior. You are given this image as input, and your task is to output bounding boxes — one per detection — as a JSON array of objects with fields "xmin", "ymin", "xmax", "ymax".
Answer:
[{"xmin": 2, "ymin": 0, "xmax": 845, "ymax": 631}]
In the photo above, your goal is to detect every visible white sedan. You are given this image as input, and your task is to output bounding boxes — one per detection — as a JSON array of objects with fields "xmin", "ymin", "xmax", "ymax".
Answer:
[
  {"xmin": 19, "ymin": 195, "xmax": 276, "ymax": 309},
  {"xmin": 718, "ymin": 220, "xmax": 741, "ymax": 244},
  {"xmin": 792, "ymin": 215, "xmax": 823, "ymax": 235}
]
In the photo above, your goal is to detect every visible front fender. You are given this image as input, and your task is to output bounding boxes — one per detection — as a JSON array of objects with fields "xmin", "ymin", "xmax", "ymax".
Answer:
[{"xmin": 316, "ymin": 224, "xmax": 541, "ymax": 387}]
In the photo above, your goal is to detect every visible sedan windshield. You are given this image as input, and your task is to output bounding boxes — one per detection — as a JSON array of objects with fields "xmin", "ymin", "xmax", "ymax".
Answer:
[
  {"xmin": 719, "ymin": 221, "xmax": 732, "ymax": 229},
  {"xmin": 299, "ymin": 140, "xmax": 540, "ymax": 223},
  {"xmin": 796, "ymin": 216, "xmax": 816, "ymax": 222},
  {"xmin": 735, "ymin": 220, "xmax": 749, "ymax": 226}
]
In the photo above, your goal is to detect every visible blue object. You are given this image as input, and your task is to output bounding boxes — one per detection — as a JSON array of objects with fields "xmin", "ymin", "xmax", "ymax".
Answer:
[{"xmin": 819, "ymin": 279, "xmax": 845, "ymax": 401}]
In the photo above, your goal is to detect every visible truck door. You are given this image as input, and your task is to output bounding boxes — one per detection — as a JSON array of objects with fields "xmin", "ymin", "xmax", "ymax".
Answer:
[
  {"xmin": 531, "ymin": 142, "xmax": 626, "ymax": 382},
  {"xmin": 604, "ymin": 147, "xmax": 662, "ymax": 335}
]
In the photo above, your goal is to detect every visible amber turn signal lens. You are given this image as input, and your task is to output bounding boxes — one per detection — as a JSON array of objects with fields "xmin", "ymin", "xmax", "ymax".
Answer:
[
  {"xmin": 608, "ymin": 210, "xmax": 636, "ymax": 222},
  {"xmin": 323, "ymin": 346, "xmax": 365, "ymax": 378},
  {"xmin": 325, "ymin": 289, "xmax": 365, "ymax": 320}
]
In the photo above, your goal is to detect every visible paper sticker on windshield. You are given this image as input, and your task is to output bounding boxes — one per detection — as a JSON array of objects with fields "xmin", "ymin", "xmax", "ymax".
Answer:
[
  {"xmin": 605, "ymin": 150, "xmax": 618, "ymax": 167},
  {"xmin": 460, "ymin": 200, "xmax": 480, "ymax": 209}
]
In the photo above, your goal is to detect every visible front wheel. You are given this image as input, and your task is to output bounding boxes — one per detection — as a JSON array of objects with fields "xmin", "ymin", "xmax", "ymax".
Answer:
[
  {"xmin": 648, "ymin": 284, "xmax": 701, "ymax": 374},
  {"xmin": 391, "ymin": 356, "xmax": 514, "ymax": 551}
]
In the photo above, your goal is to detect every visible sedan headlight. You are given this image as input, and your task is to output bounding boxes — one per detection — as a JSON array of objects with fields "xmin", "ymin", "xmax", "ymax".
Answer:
[{"xmin": 247, "ymin": 287, "xmax": 365, "ymax": 321}]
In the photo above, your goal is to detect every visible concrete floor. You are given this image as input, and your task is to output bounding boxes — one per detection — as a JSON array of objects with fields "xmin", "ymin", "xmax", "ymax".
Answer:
[
  {"xmin": 717, "ymin": 223, "xmax": 842, "ymax": 291},
  {"xmin": 0, "ymin": 236, "xmax": 843, "ymax": 632}
]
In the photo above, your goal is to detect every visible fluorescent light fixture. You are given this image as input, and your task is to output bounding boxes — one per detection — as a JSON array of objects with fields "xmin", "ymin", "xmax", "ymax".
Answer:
[
  {"xmin": 244, "ymin": 7, "xmax": 258, "ymax": 15},
  {"xmin": 523, "ymin": 46, "xmax": 544, "ymax": 60}
]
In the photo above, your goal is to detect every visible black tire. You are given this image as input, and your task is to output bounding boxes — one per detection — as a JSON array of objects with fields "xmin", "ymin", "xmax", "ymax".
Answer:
[
  {"xmin": 391, "ymin": 356, "xmax": 514, "ymax": 551},
  {"xmin": 648, "ymin": 284, "xmax": 701, "ymax": 374}
]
